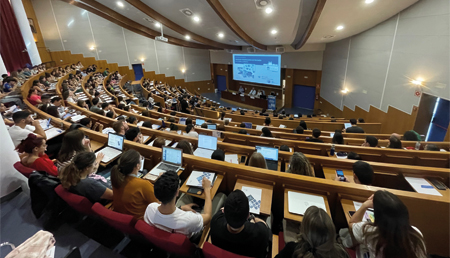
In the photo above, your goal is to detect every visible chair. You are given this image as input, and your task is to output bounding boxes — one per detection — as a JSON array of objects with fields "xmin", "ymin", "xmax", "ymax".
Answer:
[
  {"xmin": 134, "ymin": 220, "xmax": 196, "ymax": 257},
  {"xmin": 202, "ymin": 242, "xmax": 252, "ymax": 258},
  {"xmin": 54, "ymin": 185, "xmax": 94, "ymax": 216},
  {"xmin": 63, "ymin": 247, "xmax": 81, "ymax": 258},
  {"xmin": 13, "ymin": 161, "xmax": 35, "ymax": 178}
]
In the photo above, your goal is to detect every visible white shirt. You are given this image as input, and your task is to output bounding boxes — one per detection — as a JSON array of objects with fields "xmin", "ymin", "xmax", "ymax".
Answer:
[
  {"xmin": 144, "ymin": 203, "xmax": 203, "ymax": 237},
  {"xmin": 8, "ymin": 125, "xmax": 36, "ymax": 147},
  {"xmin": 184, "ymin": 131, "xmax": 199, "ymax": 138}
]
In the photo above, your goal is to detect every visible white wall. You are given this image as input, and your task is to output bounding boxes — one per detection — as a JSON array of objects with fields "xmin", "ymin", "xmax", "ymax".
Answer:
[
  {"xmin": 31, "ymin": 0, "xmax": 211, "ymax": 82},
  {"xmin": 320, "ymin": 0, "xmax": 450, "ymax": 114}
]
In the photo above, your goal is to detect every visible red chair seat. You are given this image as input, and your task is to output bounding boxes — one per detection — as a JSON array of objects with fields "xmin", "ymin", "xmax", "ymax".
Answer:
[
  {"xmin": 13, "ymin": 161, "xmax": 35, "ymax": 178},
  {"xmin": 202, "ymin": 242, "xmax": 252, "ymax": 258},
  {"xmin": 91, "ymin": 203, "xmax": 138, "ymax": 235},
  {"xmin": 134, "ymin": 220, "xmax": 196, "ymax": 256},
  {"xmin": 54, "ymin": 185, "xmax": 94, "ymax": 216}
]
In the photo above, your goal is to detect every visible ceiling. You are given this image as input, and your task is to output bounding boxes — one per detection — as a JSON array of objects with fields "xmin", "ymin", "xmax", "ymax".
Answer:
[{"xmin": 64, "ymin": 0, "xmax": 419, "ymax": 50}]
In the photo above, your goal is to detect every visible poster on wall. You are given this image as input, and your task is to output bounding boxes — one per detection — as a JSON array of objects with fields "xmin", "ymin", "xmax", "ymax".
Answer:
[{"xmin": 268, "ymin": 95, "xmax": 276, "ymax": 110}]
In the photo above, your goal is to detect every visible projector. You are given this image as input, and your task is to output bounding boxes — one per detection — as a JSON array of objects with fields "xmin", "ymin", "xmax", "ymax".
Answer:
[{"xmin": 155, "ymin": 36, "xmax": 168, "ymax": 42}]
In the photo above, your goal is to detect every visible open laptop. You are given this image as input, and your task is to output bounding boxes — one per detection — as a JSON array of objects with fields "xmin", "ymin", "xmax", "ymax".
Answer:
[
  {"xmin": 149, "ymin": 146, "xmax": 183, "ymax": 176},
  {"xmin": 179, "ymin": 117, "xmax": 187, "ymax": 125},
  {"xmin": 255, "ymin": 146, "xmax": 279, "ymax": 171},
  {"xmin": 243, "ymin": 122, "xmax": 252, "ymax": 129},
  {"xmin": 196, "ymin": 118, "xmax": 205, "ymax": 125},
  {"xmin": 256, "ymin": 125, "xmax": 264, "ymax": 131},
  {"xmin": 207, "ymin": 124, "xmax": 217, "ymax": 130},
  {"xmin": 344, "ymin": 123, "xmax": 352, "ymax": 129},
  {"xmin": 96, "ymin": 133, "xmax": 124, "ymax": 163},
  {"xmin": 194, "ymin": 134, "xmax": 218, "ymax": 159}
]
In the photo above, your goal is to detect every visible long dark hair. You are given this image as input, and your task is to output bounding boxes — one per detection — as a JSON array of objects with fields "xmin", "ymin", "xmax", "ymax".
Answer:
[
  {"xmin": 16, "ymin": 134, "xmax": 44, "ymax": 154},
  {"xmin": 110, "ymin": 149, "xmax": 141, "ymax": 189},
  {"xmin": 293, "ymin": 206, "xmax": 349, "ymax": 258},
  {"xmin": 59, "ymin": 152, "xmax": 96, "ymax": 189},
  {"xmin": 58, "ymin": 130, "xmax": 88, "ymax": 162},
  {"xmin": 363, "ymin": 191, "xmax": 426, "ymax": 258}
]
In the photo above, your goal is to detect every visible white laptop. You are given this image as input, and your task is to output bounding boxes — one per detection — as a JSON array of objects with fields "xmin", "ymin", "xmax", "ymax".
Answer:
[
  {"xmin": 194, "ymin": 134, "xmax": 218, "ymax": 159},
  {"xmin": 96, "ymin": 133, "xmax": 125, "ymax": 163},
  {"xmin": 149, "ymin": 146, "xmax": 183, "ymax": 176},
  {"xmin": 344, "ymin": 123, "xmax": 352, "ymax": 129},
  {"xmin": 256, "ymin": 125, "xmax": 265, "ymax": 131}
]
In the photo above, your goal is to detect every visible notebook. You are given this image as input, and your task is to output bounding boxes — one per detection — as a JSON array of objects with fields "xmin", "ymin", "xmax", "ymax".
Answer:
[
  {"xmin": 149, "ymin": 146, "xmax": 183, "ymax": 176},
  {"xmin": 288, "ymin": 191, "xmax": 327, "ymax": 215},
  {"xmin": 256, "ymin": 146, "xmax": 279, "ymax": 171},
  {"xmin": 242, "ymin": 186, "xmax": 262, "ymax": 215},
  {"xmin": 95, "ymin": 133, "xmax": 125, "ymax": 163},
  {"xmin": 194, "ymin": 134, "xmax": 218, "ymax": 159}
]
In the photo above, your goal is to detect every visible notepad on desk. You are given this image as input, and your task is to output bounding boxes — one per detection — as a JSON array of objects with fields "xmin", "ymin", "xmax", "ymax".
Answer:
[
  {"xmin": 288, "ymin": 191, "xmax": 327, "ymax": 215},
  {"xmin": 225, "ymin": 154, "xmax": 239, "ymax": 164},
  {"xmin": 242, "ymin": 186, "xmax": 262, "ymax": 215},
  {"xmin": 405, "ymin": 177, "xmax": 442, "ymax": 196}
]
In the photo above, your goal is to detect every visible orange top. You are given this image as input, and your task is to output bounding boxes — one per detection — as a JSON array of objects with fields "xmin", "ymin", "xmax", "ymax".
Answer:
[{"xmin": 113, "ymin": 176, "xmax": 157, "ymax": 220}]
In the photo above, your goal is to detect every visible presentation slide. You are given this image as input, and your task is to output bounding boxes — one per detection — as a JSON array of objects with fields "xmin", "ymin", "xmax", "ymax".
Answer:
[{"xmin": 233, "ymin": 54, "xmax": 281, "ymax": 86}]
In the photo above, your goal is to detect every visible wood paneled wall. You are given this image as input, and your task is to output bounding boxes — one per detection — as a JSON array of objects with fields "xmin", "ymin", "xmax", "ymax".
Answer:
[{"xmin": 318, "ymin": 97, "xmax": 418, "ymax": 134}]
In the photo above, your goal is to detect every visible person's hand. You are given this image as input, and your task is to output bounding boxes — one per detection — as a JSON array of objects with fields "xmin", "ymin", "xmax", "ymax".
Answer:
[
  {"xmin": 32, "ymin": 119, "xmax": 40, "ymax": 127},
  {"xmin": 181, "ymin": 203, "xmax": 199, "ymax": 213},
  {"xmin": 362, "ymin": 194, "xmax": 374, "ymax": 209},
  {"xmin": 334, "ymin": 176, "xmax": 348, "ymax": 182},
  {"xmin": 96, "ymin": 152, "xmax": 105, "ymax": 162},
  {"xmin": 82, "ymin": 138, "xmax": 91, "ymax": 147},
  {"xmin": 202, "ymin": 177, "xmax": 212, "ymax": 190}
]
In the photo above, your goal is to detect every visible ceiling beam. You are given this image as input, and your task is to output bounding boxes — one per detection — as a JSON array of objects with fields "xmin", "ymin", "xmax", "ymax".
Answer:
[
  {"xmin": 125, "ymin": 0, "xmax": 241, "ymax": 50},
  {"xmin": 291, "ymin": 0, "xmax": 326, "ymax": 50},
  {"xmin": 205, "ymin": 0, "xmax": 267, "ymax": 51},
  {"xmin": 59, "ymin": 0, "xmax": 216, "ymax": 49}
]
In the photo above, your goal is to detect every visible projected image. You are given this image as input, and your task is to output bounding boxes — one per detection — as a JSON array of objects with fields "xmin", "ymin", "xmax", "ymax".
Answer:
[{"xmin": 233, "ymin": 54, "xmax": 281, "ymax": 86}]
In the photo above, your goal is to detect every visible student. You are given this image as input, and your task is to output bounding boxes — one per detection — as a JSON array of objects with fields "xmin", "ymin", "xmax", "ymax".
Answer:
[
  {"xmin": 403, "ymin": 130, "xmax": 420, "ymax": 141},
  {"xmin": 185, "ymin": 124, "xmax": 199, "ymax": 138},
  {"xmin": 152, "ymin": 137, "xmax": 166, "ymax": 148},
  {"xmin": 46, "ymin": 106, "xmax": 71, "ymax": 121},
  {"xmin": 59, "ymin": 152, "xmax": 112, "ymax": 204},
  {"xmin": 277, "ymin": 206, "xmax": 349, "ymax": 258},
  {"xmin": 56, "ymin": 130, "xmax": 92, "ymax": 171},
  {"xmin": 248, "ymin": 152, "xmax": 267, "ymax": 169},
  {"xmin": 387, "ymin": 135, "xmax": 402, "ymax": 149},
  {"xmin": 332, "ymin": 132, "xmax": 344, "ymax": 144},
  {"xmin": 261, "ymin": 127, "xmax": 273, "ymax": 138},
  {"xmin": 238, "ymin": 129, "xmax": 247, "ymax": 135},
  {"xmin": 210, "ymin": 190, "xmax": 271, "ymax": 258},
  {"xmin": 239, "ymin": 122, "xmax": 246, "ymax": 128},
  {"xmin": 279, "ymin": 145, "xmax": 290, "ymax": 152},
  {"xmin": 305, "ymin": 129, "xmax": 323, "ymax": 143},
  {"xmin": 345, "ymin": 119, "xmax": 365, "ymax": 133},
  {"xmin": 177, "ymin": 140, "xmax": 194, "ymax": 154},
  {"xmin": 349, "ymin": 191, "xmax": 426, "ymax": 258},
  {"xmin": 286, "ymin": 152, "xmax": 314, "ymax": 176},
  {"xmin": 77, "ymin": 99, "xmax": 88, "ymax": 109},
  {"xmin": 336, "ymin": 160, "xmax": 373, "ymax": 185},
  {"xmin": 299, "ymin": 120, "xmax": 307, "ymax": 130},
  {"xmin": 358, "ymin": 118, "xmax": 365, "ymax": 123},
  {"xmin": 8, "ymin": 111, "xmax": 46, "ymax": 147},
  {"xmin": 144, "ymin": 171, "xmax": 214, "ymax": 238},
  {"xmin": 211, "ymin": 149, "xmax": 225, "ymax": 161},
  {"xmin": 142, "ymin": 121, "xmax": 152, "ymax": 128},
  {"xmin": 362, "ymin": 136, "xmax": 378, "ymax": 147},
  {"xmin": 16, "ymin": 134, "xmax": 58, "ymax": 176},
  {"xmin": 112, "ymin": 150, "xmax": 157, "ymax": 219},
  {"xmin": 347, "ymin": 152, "xmax": 361, "ymax": 160},
  {"xmin": 112, "ymin": 120, "xmax": 126, "ymax": 135},
  {"xmin": 294, "ymin": 126, "xmax": 304, "ymax": 134},
  {"xmin": 424, "ymin": 144, "xmax": 440, "ymax": 151},
  {"xmin": 125, "ymin": 127, "xmax": 143, "ymax": 143},
  {"xmin": 264, "ymin": 117, "xmax": 271, "ymax": 126},
  {"xmin": 126, "ymin": 116, "xmax": 138, "ymax": 125}
]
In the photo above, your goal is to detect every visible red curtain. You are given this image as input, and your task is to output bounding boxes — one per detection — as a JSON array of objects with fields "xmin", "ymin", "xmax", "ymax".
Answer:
[{"xmin": 0, "ymin": 0, "xmax": 31, "ymax": 73}]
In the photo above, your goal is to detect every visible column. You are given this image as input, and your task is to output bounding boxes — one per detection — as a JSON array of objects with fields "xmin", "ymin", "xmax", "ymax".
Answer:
[{"xmin": 0, "ymin": 54, "xmax": 7, "ymax": 75}]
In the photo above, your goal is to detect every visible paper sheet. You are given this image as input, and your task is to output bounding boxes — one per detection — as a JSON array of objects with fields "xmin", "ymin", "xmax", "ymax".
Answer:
[
  {"xmin": 288, "ymin": 191, "xmax": 327, "ymax": 215},
  {"xmin": 137, "ymin": 121, "xmax": 144, "ymax": 126},
  {"xmin": 46, "ymin": 246, "xmax": 55, "ymax": 258},
  {"xmin": 45, "ymin": 128, "xmax": 64, "ymax": 140},
  {"xmin": 142, "ymin": 135, "xmax": 150, "ymax": 142},
  {"xmin": 186, "ymin": 171, "xmax": 216, "ymax": 188},
  {"xmin": 405, "ymin": 177, "xmax": 442, "ymax": 196},
  {"xmin": 242, "ymin": 186, "xmax": 262, "ymax": 215},
  {"xmin": 225, "ymin": 154, "xmax": 239, "ymax": 164},
  {"xmin": 38, "ymin": 119, "xmax": 53, "ymax": 130}
]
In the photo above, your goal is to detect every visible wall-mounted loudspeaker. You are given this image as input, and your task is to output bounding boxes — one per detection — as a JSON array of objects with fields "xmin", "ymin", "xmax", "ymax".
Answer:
[{"xmin": 276, "ymin": 47, "xmax": 285, "ymax": 53}]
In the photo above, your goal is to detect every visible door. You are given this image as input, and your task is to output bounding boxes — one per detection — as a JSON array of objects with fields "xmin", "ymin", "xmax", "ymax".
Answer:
[
  {"xmin": 293, "ymin": 85, "xmax": 315, "ymax": 110},
  {"xmin": 132, "ymin": 64, "xmax": 144, "ymax": 81},
  {"xmin": 216, "ymin": 75, "xmax": 227, "ymax": 92},
  {"xmin": 426, "ymin": 97, "xmax": 450, "ymax": 141}
]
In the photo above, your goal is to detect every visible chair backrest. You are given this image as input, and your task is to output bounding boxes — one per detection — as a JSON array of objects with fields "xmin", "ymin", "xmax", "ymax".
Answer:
[
  {"xmin": 91, "ymin": 203, "xmax": 138, "ymax": 235},
  {"xmin": 13, "ymin": 161, "xmax": 35, "ymax": 178},
  {"xmin": 54, "ymin": 185, "xmax": 94, "ymax": 216},
  {"xmin": 134, "ymin": 220, "xmax": 196, "ymax": 256},
  {"xmin": 202, "ymin": 242, "xmax": 251, "ymax": 258},
  {"xmin": 63, "ymin": 247, "xmax": 81, "ymax": 258}
]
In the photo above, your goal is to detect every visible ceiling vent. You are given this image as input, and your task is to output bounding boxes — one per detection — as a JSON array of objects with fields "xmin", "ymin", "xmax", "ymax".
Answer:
[
  {"xmin": 322, "ymin": 35, "xmax": 335, "ymax": 39},
  {"xmin": 254, "ymin": 0, "xmax": 271, "ymax": 9},
  {"xmin": 247, "ymin": 47, "xmax": 255, "ymax": 53},
  {"xmin": 143, "ymin": 17, "xmax": 155, "ymax": 23},
  {"xmin": 180, "ymin": 8, "xmax": 194, "ymax": 17},
  {"xmin": 276, "ymin": 47, "xmax": 285, "ymax": 53}
]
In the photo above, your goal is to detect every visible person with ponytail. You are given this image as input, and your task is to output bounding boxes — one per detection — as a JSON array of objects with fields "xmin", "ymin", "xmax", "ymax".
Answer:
[
  {"xmin": 56, "ymin": 130, "xmax": 91, "ymax": 171},
  {"xmin": 16, "ymin": 134, "xmax": 58, "ymax": 176},
  {"xmin": 111, "ymin": 149, "xmax": 157, "ymax": 220},
  {"xmin": 349, "ymin": 190, "xmax": 427, "ymax": 258},
  {"xmin": 276, "ymin": 206, "xmax": 349, "ymax": 258},
  {"xmin": 59, "ymin": 152, "xmax": 112, "ymax": 204}
]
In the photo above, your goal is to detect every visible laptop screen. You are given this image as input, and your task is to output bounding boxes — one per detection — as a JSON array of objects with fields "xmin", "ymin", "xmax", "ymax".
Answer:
[
  {"xmin": 243, "ymin": 122, "xmax": 252, "ymax": 129},
  {"xmin": 224, "ymin": 118, "xmax": 232, "ymax": 123},
  {"xmin": 108, "ymin": 133, "xmax": 124, "ymax": 151},
  {"xmin": 179, "ymin": 118, "xmax": 187, "ymax": 125},
  {"xmin": 232, "ymin": 108, "xmax": 237, "ymax": 112},
  {"xmin": 344, "ymin": 123, "xmax": 352, "ymax": 129},
  {"xmin": 196, "ymin": 119, "xmax": 205, "ymax": 125},
  {"xmin": 294, "ymin": 114, "xmax": 298, "ymax": 118},
  {"xmin": 207, "ymin": 124, "xmax": 217, "ymax": 130},
  {"xmin": 256, "ymin": 146, "xmax": 279, "ymax": 161},
  {"xmin": 198, "ymin": 134, "xmax": 217, "ymax": 151},
  {"xmin": 256, "ymin": 125, "xmax": 264, "ymax": 131},
  {"xmin": 162, "ymin": 147, "xmax": 182, "ymax": 165}
]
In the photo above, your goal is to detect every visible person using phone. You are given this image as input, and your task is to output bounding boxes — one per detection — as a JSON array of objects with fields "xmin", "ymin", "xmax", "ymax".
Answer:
[{"xmin": 334, "ymin": 161, "xmax": 374, "ymax": 185}]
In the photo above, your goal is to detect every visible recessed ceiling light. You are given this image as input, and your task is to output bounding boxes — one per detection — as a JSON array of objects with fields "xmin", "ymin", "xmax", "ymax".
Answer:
[
  {"xmin": 265, "ymin": 7, "xmax": 273, "ymax": 14},
  {"xmin": 270, "ymin": 29, "xmax": 277, "ymax": 35},
  {"xmin": 336, "ymin": 25, "xmax": 344, "ymax": 30},
  {"xmin": 116, "ymin": 1, "xmax": 124, "ymax": 8},
  {"xmin": 140, "ymin": 58, "xmax": 145, "ymax": 62},
  {"xmin": 365, "ymin": 0, "xmax": 374, "ymax": 3},
  {"xmin": 218, "ymin": 33, "xmax": 224, "ymax": 38},
  {"xmin": 89, "ymin": 46, "xmax": 95, "ymax": 50},
  {"xmin": 193, "ymin": 16, "xmax": 200, "ymax": 22},
  {"xmin": 260, "ymin": 0, "xmax": 269, "ymax": 6},
  {"xmin": 155, "ymin": 22, "xmax": 161, "ymax": 28},
  {"xmin": 185, "ymin": 35, "xmax": 191, "ymax": 40}
]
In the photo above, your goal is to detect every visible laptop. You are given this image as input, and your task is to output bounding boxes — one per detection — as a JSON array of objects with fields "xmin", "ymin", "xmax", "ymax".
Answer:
[
  {"xmin": 194, "ymin": 134, "xmax": 218, "ymax": 159},
  {"xmin": 207, "ymin": 124, "xmax": 217, "ymax": 130},
  {"xmin": 149, "ymin": 146, "xmax": 183, "ymax": 176},
  {"xmin": 344, "ymin": 123, "xmax": 352, "ymax": 129},
  {"xmin": 294, "ymin": 114, "xmax": 299, "ymax": 118},
  {"xmin": 255, "ymin": 146, "xmax": 279, "ymax": 171},
  {"xmin": 232, "ymin": 108, "xmax": 237, "ymax": 112},
  {"xmin": 179, "ymin": 117, "xmax": 187, "ymax": 125},
  {"xmin": 256, "ymin": 125, "xmax": 264, "ymax": 131},
  {"xmin": 243, "ymin": 122, "xmax": 252, "ymax": 129},
  {"xmin": 96, "ymin": 133, "xmax": 124, "ymax": 163},
  {"xmin": 196, "ymin": 119, "xmax": 205, "ymax": 125}
]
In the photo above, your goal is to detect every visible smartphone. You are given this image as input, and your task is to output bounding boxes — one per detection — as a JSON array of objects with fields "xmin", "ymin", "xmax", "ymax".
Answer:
[
  {"xmin": 348, "ymin": 211, "xmax": 355, "ymax": 217},
  {"xmin": 336, "ymin": 169, "xmax": 345, "ymax": 179},
  {"xmin": 187, "ymin": 187, "xmax": 203, "ymax": 195},
  {"xmin": 240, "ymin": 156, "xmax": 246, "ymax": 164}
]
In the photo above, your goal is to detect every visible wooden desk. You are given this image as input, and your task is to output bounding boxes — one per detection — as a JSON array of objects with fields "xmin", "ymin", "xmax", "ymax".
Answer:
[
  {"xmin": 323, "ymin": 167, "xmax": 355, "ymax": 183},
  {"xmin": 143, "ymin": 168, "xmax": 184, "ymax": 183},
  {"xmin": 90, "ymin": 140, "xmax": 105, "ymax": 152},
  {"xmin": 179, "ymin": 173, "xmax": 224, "ymax": 199},
  {"xmin": 221, "ymin": 91, "xmax": 268, "ymax": 109},
  {"xmin": 403, "ymin": 175, "xmax": 450, "ymax": 199},
  {"xmin": 283, "ymin": 188, "xmax": 331, "ymax": 222},
  {"xmin": 234, "ymin": 179, "xmax": 273, "ymax": 216},
  {"xmin": 341, "ymin": 198, "xmax": 362, "ymax": 224}
]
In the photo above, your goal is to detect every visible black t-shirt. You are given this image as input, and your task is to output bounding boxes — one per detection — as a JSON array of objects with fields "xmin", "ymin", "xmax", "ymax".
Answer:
[
  {"xmin": 181, "ymin": 100, "xmax": 189, "ymax": 114},
  {"xmin": 306, "ymin": 138, "xmax": 324, "ymax": 143},
  {"xmin": 275, "ymin": 242, "xmax": 297, "ymax": 258},
  {"xmin": 210, "ymin": 211, "xmax": 271, "ymax": 258},
  {"xmin": 346, "ymin": 126, "xmax": 365, "ymax": 133}
]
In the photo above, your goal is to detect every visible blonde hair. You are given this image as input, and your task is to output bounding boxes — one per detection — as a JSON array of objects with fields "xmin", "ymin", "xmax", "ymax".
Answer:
[
  {"xmin": 248, "ymin": 152, "xmax": 267, "ymax": 169},
  {"xmin": 287, "ymin": 152, "xmax": 315, "ymax": 177}
]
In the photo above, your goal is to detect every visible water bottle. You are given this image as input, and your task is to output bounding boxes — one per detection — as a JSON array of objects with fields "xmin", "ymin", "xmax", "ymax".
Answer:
[
  {"xmin": 330, "ymin": 144, "xmax": 335, "ymax": 156},
  {"xmin": 415, "ymin": 141, "xmax": 421, "ymax": 150}
]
